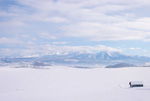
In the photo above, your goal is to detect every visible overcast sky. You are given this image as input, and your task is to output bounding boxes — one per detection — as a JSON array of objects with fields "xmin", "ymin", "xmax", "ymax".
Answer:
[{"xmin": 0, "ymin": 0, "xmax": 150, "ymax": 57}]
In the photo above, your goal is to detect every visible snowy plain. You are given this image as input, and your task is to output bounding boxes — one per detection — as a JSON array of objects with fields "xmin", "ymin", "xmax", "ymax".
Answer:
[{"xmin": 0, "ymin": 66, "xmax": 150, "ymax": 101}]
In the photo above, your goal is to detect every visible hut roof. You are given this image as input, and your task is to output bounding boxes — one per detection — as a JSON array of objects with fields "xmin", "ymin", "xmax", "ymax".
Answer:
[{"xmin": 130, "ymin": 81, "xmax": 143, "ymax": 85}]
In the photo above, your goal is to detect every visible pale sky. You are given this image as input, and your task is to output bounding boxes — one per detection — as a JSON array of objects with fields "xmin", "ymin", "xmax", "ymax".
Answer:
[{"xmin": 0, "ymin": 0, "xmax": 150, "ymax": 57}]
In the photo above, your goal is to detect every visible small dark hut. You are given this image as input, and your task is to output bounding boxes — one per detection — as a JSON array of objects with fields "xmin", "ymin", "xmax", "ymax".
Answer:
[{"xmin": 129, "ymin": 81, "xmax": 143, "ymax": 87}]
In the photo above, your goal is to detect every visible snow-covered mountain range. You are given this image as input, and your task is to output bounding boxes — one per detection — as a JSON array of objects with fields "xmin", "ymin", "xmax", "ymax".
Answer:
[{"xmin": 0, "ymin": 51, "xmax": 150, "ymax": 66}]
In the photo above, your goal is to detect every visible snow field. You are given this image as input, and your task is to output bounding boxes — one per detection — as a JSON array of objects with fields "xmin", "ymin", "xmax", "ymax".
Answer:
[{"xmin": 0, "ymin": 66, "xmax": 150, "ymax": 101}]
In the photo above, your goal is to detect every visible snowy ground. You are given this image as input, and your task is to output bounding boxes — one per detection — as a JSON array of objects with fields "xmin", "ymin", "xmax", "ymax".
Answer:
[{"xmin": 0, "ymin": 66, "xmax": 150, "ymax": 101}]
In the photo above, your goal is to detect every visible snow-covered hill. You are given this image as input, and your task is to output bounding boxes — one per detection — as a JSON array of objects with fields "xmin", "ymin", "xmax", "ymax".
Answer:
[
  {"xmin": 0, "ymin": 66, "xmax": 150, "ymax": 101},
  {"xmin": 106, "ymin": 63, "xmax": 136, "ymax": 68}
]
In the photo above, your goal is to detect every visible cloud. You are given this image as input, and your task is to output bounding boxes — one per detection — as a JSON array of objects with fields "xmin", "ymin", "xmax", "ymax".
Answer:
[
  {"xmin": 0, "ymin": 45, "xmax": 122, "ymax": 57},
  {"xmin": 145, "ymin": 62, "xmax": 150, "ymax": 66},
  {"xmin": 1, "ymin": 0, "xmax": 150, "ymax": 55},
  {"xmin": 62, "ymin": 21, "xmax": 146, "ymax": 41},
  {"xmin": 39, "ymin": 33, "xmax": 57, "ymax": 39},
  {"xmin": 52, "ymin": 42, "xmax": 68, "ymax": 45},
  {"xmin": 143, "ymin": 50, "xmax": 148, "ymax": 52},
  {"xmin": 129, "ymin": 47, "xmax": 140, "ymax": 50},
  {"xmin": 0, "ymin": 37, "xmax": 22, "ymax": 44},
  {"xmin": 40, "ymin": 17, "xmax": 68, "ymax": 23},
  {"xmin": 116, "ymin": 18, "xmax": 150, "ymax": 31},
  {"xmin": 0, "ymin": 48, "xmax": 40, "ymax": 58},
  {"xmin": 28, "ymin": 45, "xmax": 122, "ymax": 55},
  {"xmin": 26, "ymin": 41, "xmax": 35, "ymax": 45},
  {"xmin": 0, "ymin": 20, "xmax": 26, "ymax": 28},
  {"xmin": 11, "ymin": 0, "xmax": 69, "ymax": 23}
]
